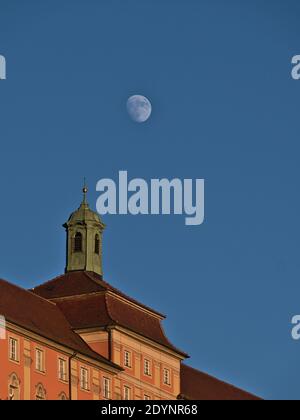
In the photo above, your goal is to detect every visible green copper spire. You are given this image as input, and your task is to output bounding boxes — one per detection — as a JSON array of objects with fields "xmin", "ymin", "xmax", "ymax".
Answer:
[{"xmin": 63, "ymin": 183, "xmax": 105, "ymax": 276}]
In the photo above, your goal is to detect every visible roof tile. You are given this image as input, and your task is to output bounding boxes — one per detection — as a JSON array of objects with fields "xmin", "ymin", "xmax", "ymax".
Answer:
[
  {"xmin": 0, "ymin": 278, "xmax": 120, "ymax": 370},
  {"xmin": 180, "ymin": 364, "xmax": 261, "ymax": 400}
]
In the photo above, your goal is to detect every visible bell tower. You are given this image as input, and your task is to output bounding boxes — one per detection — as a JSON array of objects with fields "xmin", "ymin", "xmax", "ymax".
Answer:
[{"xmin": 64, "ymin": 184, "xmax": 105, "ymax": 276}]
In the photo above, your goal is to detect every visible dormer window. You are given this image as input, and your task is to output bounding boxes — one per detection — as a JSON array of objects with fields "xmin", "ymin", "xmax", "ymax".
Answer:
[
  {"xmin": 95, "ymin": 234, "xmax": 100, "ymax": 255},
  {"xmin": 74, "ymin": 232, "xmax": 82, "ymax": 253}
]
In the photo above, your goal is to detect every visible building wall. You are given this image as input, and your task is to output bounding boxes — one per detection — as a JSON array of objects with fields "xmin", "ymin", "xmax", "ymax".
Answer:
[
  {"xmin": 0, "ymin": 326, "xmax": 115, "ymax": 401},
  {"xmin": 81, "ymin": 331, "xmax": 109, "ymax": 360},
  {"xmin": 113, "ymin": 329, "xmax": 181, "ymax": 400},
  {"xmin": 0, "ymin": 330, "xmax": 25, "ymax": 400},
  {"xmin": 1, "ymin": 323, "xmax": 182, "ymax": 400},
  {"xmin": 80, "ymin": 328, "xmax": 182, "ymax": 400}
]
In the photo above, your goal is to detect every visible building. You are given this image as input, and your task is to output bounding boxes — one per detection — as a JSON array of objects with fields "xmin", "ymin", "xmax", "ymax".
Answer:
[{"xmin": 0, "ymin": 188, "xmax": 260, "ymax": 400}]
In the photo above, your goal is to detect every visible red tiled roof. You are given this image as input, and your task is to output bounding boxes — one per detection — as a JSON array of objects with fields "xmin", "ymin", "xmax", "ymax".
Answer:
[
  {"xmin": 179, "ymin": 364, "xmax": 261, "ymax": 401},
  {"xmin": 1, "ymin": 273, "xmax": 261, "ymax": 399},
  {"xmin": 31, "ymin": 271, "xmax": 187, "ymax": 357},
  {"xmin": 55, "ymin": 293, "xmax": 188, "ymax": 357},
  {"xmin": 0, "ymin": 278, "xmax": 120, "ymax": 370},
  {"xmin": 31, "ymin": 271, "xmax": 260, "ymax": 399},
  {"xmin": 56, "ymin": 294, "xmax": 113, "ymax": 328},
  {"xmin": 32, "ymin": 271, "xmax": 165, "ymax": 318}
]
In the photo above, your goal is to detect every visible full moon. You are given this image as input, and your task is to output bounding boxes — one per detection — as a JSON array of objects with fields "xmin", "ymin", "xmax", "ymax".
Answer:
[{"xmin": 127, "ymin": 95, "xmax": 152, "ymax": 123}]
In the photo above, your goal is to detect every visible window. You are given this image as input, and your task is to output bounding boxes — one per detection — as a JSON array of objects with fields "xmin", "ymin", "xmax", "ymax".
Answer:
[
  {"xmin": 8, "ymin": 373, "xmax": 20, "ymax": 400},
  {"xmin": 144, "ymin": 394, "xmax": 151, "ymax": 400},
  {"xmin": 80, "ymin": 367, "xmax": 89, "ymax": 390},
  {"xmin": 74, "ymin": 232, "xmax": 82, "ymax": 252},
  {"xmin": 9, "ymin": 338, "xmax": 18, "ymax": 362},
  {"xmin": 124, "ymin": 386, "xmax": 131, "ymax": 401},
  {"xmin": 58, "ymin": 392, "xmax": 67, "ymax": 400},
  {"xmin": 103, "ymin": 377, "xmax": 110, "ymax": 399},
  {"xmin": 35, "ymin": 349, "xmax": 44, "ymax": 372},
  {"xmin": 124, "ymin": 351, "xmax": 131, "ymax": 368},
  {"xmin": 95, "ymin": 234, "xmax": 100, "ymax": 255},
  {"xmin": 36, "ymin": 384, "xmax": 46, "ymax": 400},
  {"xmin": 163, "ymin": 368, "xmax": 171, "ymax": 385},
  {"xmin": 58, "ymin": 358, "xmax": 67, "ymax": 381},
  {"xmin": 144, "ymin": 359, "xmax": 151, "ymax": 376}
]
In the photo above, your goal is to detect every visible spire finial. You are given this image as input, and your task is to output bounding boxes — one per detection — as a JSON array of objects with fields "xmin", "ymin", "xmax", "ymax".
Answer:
[{"xmin": 82, "ymin": 177, "xmax": 88, "ymax": 203}]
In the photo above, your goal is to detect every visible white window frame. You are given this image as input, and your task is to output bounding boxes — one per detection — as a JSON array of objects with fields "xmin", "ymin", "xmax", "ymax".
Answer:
[
  {"xmin": 58, "ymin": 358, "xmax": 67, "ymax": 382},
  {"xmin": 124, "ymin": 385, "xmax": 131, "ymax": 400},
  {"xmin": 103, "ymin": 377, "xmax": 111, "ymax": 399},
  {"xmin": 163, "ymin": 368, "xmax": 171, "ymax": 385},
  {"xmin": 144, "ymin": 359, "xmax": 151, "ymax": 376},
  {"xmin": 35, "ymin": 348, "xmax": 44, "ymax": 372},
  {"xmin": 9, "ymin": 337, "xmax": 18, "ymax": 362},
  {"xmin": 124, "ymin": 350, "xmax": 131, "ymax": 368},
  {"xmin": 80, "ymin": 367, "xmax": 89, "ymax": 391}
]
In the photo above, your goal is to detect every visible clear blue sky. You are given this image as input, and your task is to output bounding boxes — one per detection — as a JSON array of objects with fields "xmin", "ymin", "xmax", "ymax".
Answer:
[{"xmin": 0, "ymin": 0, "xmax": 300, "ymax": 400}]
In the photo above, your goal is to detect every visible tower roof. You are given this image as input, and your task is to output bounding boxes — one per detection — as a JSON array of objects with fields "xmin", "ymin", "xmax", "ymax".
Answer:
[
  {"xmin": 66, "ymin": 201, "xmax": 104, "ymax": 226},
  {"xmin": 65, "ymin": 185, "xmax": 105, "ymax": 228}
]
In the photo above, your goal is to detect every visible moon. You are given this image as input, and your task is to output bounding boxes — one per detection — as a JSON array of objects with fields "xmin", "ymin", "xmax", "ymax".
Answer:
[{"xmin": 127, "ymin": 95, "xmax": 152, "ymax": 123}]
